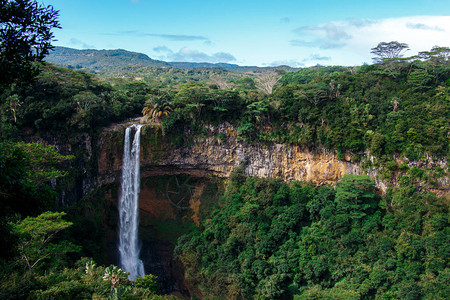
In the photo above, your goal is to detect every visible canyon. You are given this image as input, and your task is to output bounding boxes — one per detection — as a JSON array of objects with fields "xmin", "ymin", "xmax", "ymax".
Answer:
[
  {"xmin": 96, "ymin": 122, "xmax": 448, "ymax": 196},
  {"xmin": 79, "ymin": 122, "xmax": 448, "ymax": 296},
  {"xmin": 97, "ymin": 123, "xmax": 363, "ymax": 188}
]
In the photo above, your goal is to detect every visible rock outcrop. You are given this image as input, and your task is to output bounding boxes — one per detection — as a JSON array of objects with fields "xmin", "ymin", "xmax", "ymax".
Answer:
[
  {"xmin": 93, "ymin": 122, "xmax": 448, "ymax": 296},
  {"xmin": 95, "ymin": 123, "xmax": 449, "ymax": 196},
  {"xmin": 97, "ymin": 123, "xmax": 363, "ymax": 187}
]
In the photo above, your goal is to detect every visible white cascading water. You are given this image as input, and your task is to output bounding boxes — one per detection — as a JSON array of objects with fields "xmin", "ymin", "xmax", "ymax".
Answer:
[{"xmin": 118, "ymin": 124, "xmax": 145, "ymax": 280}]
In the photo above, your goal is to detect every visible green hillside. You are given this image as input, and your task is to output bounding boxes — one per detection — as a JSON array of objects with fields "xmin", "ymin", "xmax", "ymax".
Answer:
[
  {"xmin": 45, "ymin": 46, "xmax": 170, "ymax": 72},
  {"xmin": 45, "ymin": 46, "xmax": 299, "ymax": 75},
  {"xmin": 1, "ymin": 2, "xmax": 449, "ymax": 298}
]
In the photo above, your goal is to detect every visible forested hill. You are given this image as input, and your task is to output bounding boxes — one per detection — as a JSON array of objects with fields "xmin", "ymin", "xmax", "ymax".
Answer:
[
  {"xmin": 45, "ymin": 46, "xmax": 298, "ymax": 75},
  {"xmin": 168, "ymin": 61, "xmax": 297, "ymax": 73},
  {"xmin": 44, "ymin": 46, "xmax": 170, "ymax": 72},
  {"xmin": 2, "ymin": 37, "xmax": 450, "ymax": 299},
  {"xmin": 3, "ymin": 1, "xmax": 450, "ymax": 298}
]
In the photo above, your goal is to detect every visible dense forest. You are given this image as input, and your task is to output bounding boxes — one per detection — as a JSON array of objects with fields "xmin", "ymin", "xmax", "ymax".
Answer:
[
  {"xmin": 176, "ymin": 172, "xmax": 448, "ymax": 299},
  {"xmin": 1, "ymin": 0, "xmax": 449, "ymax": 299}
]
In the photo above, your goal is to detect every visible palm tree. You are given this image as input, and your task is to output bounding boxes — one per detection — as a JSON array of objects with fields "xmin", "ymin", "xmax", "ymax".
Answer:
[{"xmin": 141, "ymin": 101, "xmax": 173, "ymax": 125}]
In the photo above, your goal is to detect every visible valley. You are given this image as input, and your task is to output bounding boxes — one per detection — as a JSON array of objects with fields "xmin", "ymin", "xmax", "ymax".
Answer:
[{"xmin": 1, "ymin": 2, "xmax": 449, "ymax": 298}]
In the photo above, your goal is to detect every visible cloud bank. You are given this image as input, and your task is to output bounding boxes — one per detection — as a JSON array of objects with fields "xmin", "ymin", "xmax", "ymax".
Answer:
[
  {"xmin": 106, "ymin": 31, "xmax": 210, "ymax": 42},
  {"xmin": 292, "ymin": 23, "xmax": 352, "ymax": 49},
  {"xmin": 153, "ymin": 46, "xmax": 236, "ymax": 63},
  {"xmin": 264, "ymin": 59, "xmax": 304, "ymax": 67},
  {"xmin": 69, "ymin": 38, "xmax": 95, "ymax": 49},
  {"xmin": 291, "ymin": 16, "xmax": 450, "ymax": 65},
  {"xmin": 145, "ymin": 34, "xmax": 209, "ymax": 42}
]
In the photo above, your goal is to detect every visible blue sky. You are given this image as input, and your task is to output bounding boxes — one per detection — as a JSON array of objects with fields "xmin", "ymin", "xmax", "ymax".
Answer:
[{"xmin": 43, "ymin": 0, "xmax": 450, "ymax": 67}]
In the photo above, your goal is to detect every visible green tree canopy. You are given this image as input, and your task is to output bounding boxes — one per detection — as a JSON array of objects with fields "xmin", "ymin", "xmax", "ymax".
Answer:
[
  {"xmin": 11, "ymin": 211, "xmax": 80, "ymax": 274},
  {"xmin": 0, "ymin": 0, "xmax": 60, "ymax": 86},
  {"xmin": 370, "ymin": 41, "xmax": 410, "ymax": 63}
]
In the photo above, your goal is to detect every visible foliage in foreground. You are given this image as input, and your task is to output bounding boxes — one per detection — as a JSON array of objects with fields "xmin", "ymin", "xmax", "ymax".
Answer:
[
  {"xmin": 1, "ymin": 211, "xmax": 162, "ymax": 299},
  {"xmin": 0, "ymin": 0, "xmax": 60, "ymax": 86},
  {"xmin": 0, "ymin": 256, "xmax": 162, "ymax": 300},
  {"xmin": 12, "ymin": 211, "xmax": 80, "ymax": 275},
  {"xmin": 0, "ymin": 142, "xmax": 163, "ymax": 299},
  {"xmin": 0, "ymin": 141, "xmax": 73, "ymax": 259},
  {"xmin": 176, "ymin": 173, "xmax": 449, "ymax": 299}
]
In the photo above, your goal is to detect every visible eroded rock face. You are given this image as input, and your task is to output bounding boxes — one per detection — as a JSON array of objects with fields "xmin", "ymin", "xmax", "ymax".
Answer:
[
  {"xmin": 97, "ymin": 124, "xmax": 364, "ymax": 188},
  {"xmin": 96, "ymin": 123, "xmax": 449, "ymax": 196},
  {"xmin": 94, "ymin": 122, "xmax": 448, "ymax": 296}
]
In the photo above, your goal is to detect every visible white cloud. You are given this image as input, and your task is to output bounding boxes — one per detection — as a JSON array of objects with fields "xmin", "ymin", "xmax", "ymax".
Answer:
[
  {"xmin": 153, "ymin": 46, "xmax": 172, "ymax": 53},
  {"xmin": 106, "ymin": 31, "xmax": 210, "ymax": 42},
  {"xmin": 292, "ymin": 23, "xmax": 352, "ymax": 49},
  {"xmin": 291, "ymin": 16, "xmax": 450, "ymax": 65},
  {"xmin": 69, "ymin": 38, "xmax": 95, "ymax": 49},
  {"xmin": 152, "ymin": 46, "xmax": 236, "ymax": 63},
  {"xmin": 347, "ymin": 18, "xmax": 379, "ymax": 28},
  {"xmin": 406, "ymin": 23, "xmax": 444, "ymax": 31},
  {"xmin": 304, "ymin": 54, "xmax": 331, "ymax": 62},
  {"xmin": 264, "ymin": 59, "xmax": 304, "ymax": 67}
]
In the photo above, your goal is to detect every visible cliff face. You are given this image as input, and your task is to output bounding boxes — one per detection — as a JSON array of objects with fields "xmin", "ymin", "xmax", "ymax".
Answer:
[
  {"xmin": 93, "ymin": 122, "xmax": 448, "ymax": 296},
  {"xmin": 96, "ymin": 122, "xmax": 449, "ymax": 197},
  {"xmin": 97, "ymin": 123, "xmax": 363, "ymax": 188}
]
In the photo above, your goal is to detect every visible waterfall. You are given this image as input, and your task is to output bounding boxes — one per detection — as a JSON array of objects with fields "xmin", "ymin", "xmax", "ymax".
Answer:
[{"xmin": 118, "ymin": 124, "xmax": 145, "ymax": 280}]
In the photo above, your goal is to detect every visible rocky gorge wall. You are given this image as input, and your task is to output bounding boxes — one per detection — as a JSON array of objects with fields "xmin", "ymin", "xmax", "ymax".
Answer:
[
  {"xmin": 90, "ymin": 122, "xmax": 448, "ymax": 296},
  {"xmin": 97, "ymin": 123, "xmax": 363, "ymax": 188},
  {"xmin": 95, "ymin": 123, "xmax": 449, "ymax": 196}
]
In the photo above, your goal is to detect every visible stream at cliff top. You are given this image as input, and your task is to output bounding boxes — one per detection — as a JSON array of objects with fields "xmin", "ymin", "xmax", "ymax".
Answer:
[{"xmin": 118, "ymin": 124, "xmax": 145, "ymax": 280}]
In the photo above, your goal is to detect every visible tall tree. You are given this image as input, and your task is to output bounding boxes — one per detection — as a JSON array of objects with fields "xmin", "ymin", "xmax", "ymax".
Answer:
[
  {"xmin": 371, "ymin": 41, "xmax": 409, "ymax": 63},
  {"xmin": 255, "ymin": 71, "xmax": 282, "ymax": 94},
  {"xmin": 141, "ymin": 93, "xmax": 173, "ymax": 125},
  {"xmin": 0, "ymin": 0, "xmax": 60, "ymax": 86},
  {"xmin": 11, "ymin": 211, "xmax": 80, "ymax": 274}
]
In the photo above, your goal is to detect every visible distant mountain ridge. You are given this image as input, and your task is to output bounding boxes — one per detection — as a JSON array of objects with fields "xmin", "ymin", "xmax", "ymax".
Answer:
[
  {"xmin": 45, "ymin": 46, "xmax": 298, "ymax": 74},
  {"xmin": 45, "ymin": 46, "xmax": 170, "ymax": 69}
]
